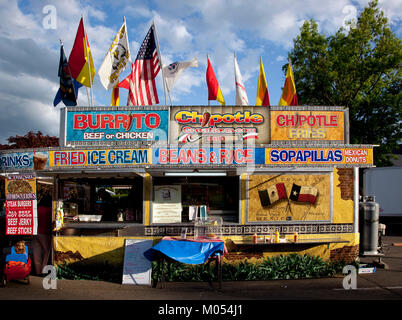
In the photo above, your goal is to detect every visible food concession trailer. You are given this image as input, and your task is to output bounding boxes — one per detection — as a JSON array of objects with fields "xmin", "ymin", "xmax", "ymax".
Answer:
[{"xmin": 0, "ymin": 105, "xmax": 375, "ymax": 274}]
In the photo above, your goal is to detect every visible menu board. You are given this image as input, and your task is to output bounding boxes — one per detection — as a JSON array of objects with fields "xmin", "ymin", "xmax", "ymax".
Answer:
[
  {"xmin": 5, "ymin": 174, "xmax": 37, "ymax": 235},
  {"xmin": 152, "ymin": 185, "xmax": 182, "ymax": 223},
  {"xmin": 122, "ymin": 239, "xmax": 153, "ymax": 285}
]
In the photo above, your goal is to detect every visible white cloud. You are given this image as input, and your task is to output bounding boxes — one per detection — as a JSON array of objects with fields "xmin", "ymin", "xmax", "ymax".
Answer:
[
  {"xmin": 0, "ymin": 71, "xmax": 60, "ymax": 143},
  {"xmin": 0, "ymin": 0, "xmax": 401, "ymax": 143},
  {"xmin": 276, "ymin": 56, "xmax": 286, "ymax": 62}
]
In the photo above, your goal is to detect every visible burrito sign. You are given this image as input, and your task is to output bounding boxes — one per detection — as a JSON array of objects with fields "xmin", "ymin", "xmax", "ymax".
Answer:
[{"xmin": 61, "ymin": 107, "xmax": 169, "ymax": 145}]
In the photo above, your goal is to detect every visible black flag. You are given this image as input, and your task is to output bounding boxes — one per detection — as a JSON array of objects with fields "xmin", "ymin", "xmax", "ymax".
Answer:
[{"xmin": 54, "ymin": 42, "xmax": 81, "ymax": 106}]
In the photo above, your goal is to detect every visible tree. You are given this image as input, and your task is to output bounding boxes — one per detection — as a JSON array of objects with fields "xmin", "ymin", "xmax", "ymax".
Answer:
[
  {"xmin": 0, "ymin": 131, "xmax": 59, "ymax": 150},
  {"xmin": 285, "ymin": 0, "xmax": 401, "ymax": 166}
]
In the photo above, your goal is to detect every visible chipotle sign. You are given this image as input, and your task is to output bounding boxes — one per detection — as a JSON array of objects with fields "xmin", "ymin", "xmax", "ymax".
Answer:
[{"xmin": 170, "ymin": 106, "xmax": 270, "ymax": 144}]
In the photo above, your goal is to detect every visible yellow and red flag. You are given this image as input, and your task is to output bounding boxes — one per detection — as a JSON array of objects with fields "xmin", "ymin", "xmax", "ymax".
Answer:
[
  {"xmin": 279, "ymin": 60, "xmax": 298, "ymax": 106},
  {"xmin": 110, "ymin": 83, "xmax": 119, "ymax": 106},
  {"xmin": 68, "ymin": 17, "xmax": 95, "ymax": 88},
  {"xmin": 256, "ymin": 57, "xmax": 270, "ymax": 106},
  {"xmin": 206, "ymin": 57, "xmax": 225, "ymax": 105}
]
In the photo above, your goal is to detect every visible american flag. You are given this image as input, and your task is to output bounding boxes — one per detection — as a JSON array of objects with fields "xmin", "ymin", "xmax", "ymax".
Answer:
[{"xmin": 119, "ymin": 25, "xmax": 161, "ymax": 106}]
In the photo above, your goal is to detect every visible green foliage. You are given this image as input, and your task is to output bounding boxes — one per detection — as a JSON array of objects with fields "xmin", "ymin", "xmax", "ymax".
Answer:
[
  {"xmin": 55, "ymin": 255, "xmax": 354, "ymax": 283},
  {"xmin": 287, "ymin": 0, "xmax": 401, "ymax": 167},
  {"xmin": 152, "ymin": 254, "xmax": 349, "ymax": 283},
  {"xmin": 57, "ymin": 262, "xmax": 122, "ymax": 283},
  {"xmin": 0, "ymin": 130, "xmax": 59, "ymax": 150}
]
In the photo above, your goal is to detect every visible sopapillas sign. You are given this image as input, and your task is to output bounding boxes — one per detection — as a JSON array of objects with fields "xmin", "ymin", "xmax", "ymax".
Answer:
[
  {"xmin": 61, "ymin": 107, "xmax": 169, "ymax": 145},
  {"xmin": 265, "ymin": 147, "xmax": 374, "ymax": 166}
]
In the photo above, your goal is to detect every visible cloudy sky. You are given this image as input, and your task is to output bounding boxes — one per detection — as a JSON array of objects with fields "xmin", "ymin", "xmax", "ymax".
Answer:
[{"xmin": 0, "ymin": 0, "xmax": 400, "ymax": 144}]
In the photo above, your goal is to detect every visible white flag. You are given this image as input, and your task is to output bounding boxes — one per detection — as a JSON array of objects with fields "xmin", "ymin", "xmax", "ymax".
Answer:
[
  {"xmin": 98, "ymin": 20, "xmax": 131, "ymax": 90},
  {"xmin": 234, "ymin": 53, "xmax": 249, "ymax": 105},
  {"xmin": 163, "ymin": 57, "xmax": 199, "ymax": 92}
]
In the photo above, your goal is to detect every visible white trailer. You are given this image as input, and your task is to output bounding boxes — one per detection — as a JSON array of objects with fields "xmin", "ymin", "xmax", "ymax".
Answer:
[{"xmin": 363, "ymin": 167, "xmax": 402, "ymax": 217}]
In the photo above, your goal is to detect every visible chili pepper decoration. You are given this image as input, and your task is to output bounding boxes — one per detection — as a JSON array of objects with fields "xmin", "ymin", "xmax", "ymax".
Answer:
[
  {"xmin": 201, "ymin": 111, "xmax": 211, "ymax": 127},
  {"xmin": 125, "ymin": 112, "xmax": 133, "ymax": 131}
]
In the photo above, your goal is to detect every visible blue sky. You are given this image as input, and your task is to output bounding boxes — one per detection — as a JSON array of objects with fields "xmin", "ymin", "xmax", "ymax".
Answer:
[{"xmin": 0, "ymin": 0, "xmax": 400, "ymax": 144}]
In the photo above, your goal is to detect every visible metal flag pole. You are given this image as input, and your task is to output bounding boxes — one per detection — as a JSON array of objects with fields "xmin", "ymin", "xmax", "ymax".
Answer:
[
  {"xmin": 152, "ymin": 20, "xmax": 168, "ymax": 106},
  {"xmin": 207, "ymin": 54, "xmax": 210, "ymax": 107},
  {"xmin": 82, "ymin": 15, "xmax": 93, "ymax": 106},
  {"xmin": 123, "ymin": 16, "xmax": 132, "ymax": 64},
  {"xmin": 234, "ymin": 51, "xmax": 236, "ymax": 106}
]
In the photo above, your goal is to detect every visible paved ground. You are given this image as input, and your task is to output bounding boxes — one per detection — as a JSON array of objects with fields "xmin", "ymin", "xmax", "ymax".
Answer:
[{"xmin": 1, "ymin": 236, "xmax": 401, "ymax": 317}]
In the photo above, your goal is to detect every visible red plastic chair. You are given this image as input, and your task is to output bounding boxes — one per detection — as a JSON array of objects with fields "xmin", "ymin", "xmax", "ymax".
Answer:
[{"xmin": 2, "ymin": 246, "xmax": 31, "ymax": 286}]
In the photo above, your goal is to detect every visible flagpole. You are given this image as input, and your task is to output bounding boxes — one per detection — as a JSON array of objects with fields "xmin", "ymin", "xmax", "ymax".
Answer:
[
  {"xmin": 167, "ymin": 88, "xmax": 172, "ymax": 106},
  {"xmin": 82, "ymin": 15, "xmax": 93, "ymax": 106},
  {"xmin": 234, "ymin": 51, "xmax": 236, "ymax": 106},
  {"xmin": 60, "ymin": 39, "xmax": 78, "ymax": 105},
  {"xmin": 152, "ymin": 21, "xmax": 168, "ymax": 105},
  {"xmin": 123, "ymin": 16, "xmax": 132, "ymax": 63},
  {"xmin": 207, "ymin": 54, "xmax": 210, "ymax": 107},
  {"xmin": 85, "ymin": 87, "xmax": 91, "ymax": 106}
]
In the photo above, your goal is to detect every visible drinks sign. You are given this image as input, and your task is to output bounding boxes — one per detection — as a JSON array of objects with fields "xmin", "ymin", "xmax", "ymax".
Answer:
[{"xmin": 0, "ymin": 151, "xmax": 49, "ymax": 171}]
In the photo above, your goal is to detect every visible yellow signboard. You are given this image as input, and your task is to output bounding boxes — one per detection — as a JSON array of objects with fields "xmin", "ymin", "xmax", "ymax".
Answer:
[
  {"xmin": 48, "ymin": 149, "xmax": 152, "ymax": 167},
  {"xmin": 265, "ymin": 147, "xmax": 373, "ymax": 166},
  {"xmin": 270, "ymin": 110, "xmax": 345, "ymax": 142}
]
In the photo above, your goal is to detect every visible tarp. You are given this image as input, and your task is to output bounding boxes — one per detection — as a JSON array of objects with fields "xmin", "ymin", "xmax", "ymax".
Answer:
[{"xmin": 144, "ymin": 237, "xmax": 226, "ymax": 265}]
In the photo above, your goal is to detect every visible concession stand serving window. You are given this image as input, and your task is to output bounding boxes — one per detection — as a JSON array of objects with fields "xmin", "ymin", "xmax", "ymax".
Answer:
[
  {"xmin": 151, "ymin": 176, "xmax": 239, "ymax": 223},
  {"xmin": 58, "ymin": 176, "xmax": 143, "ymax": 223}
]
